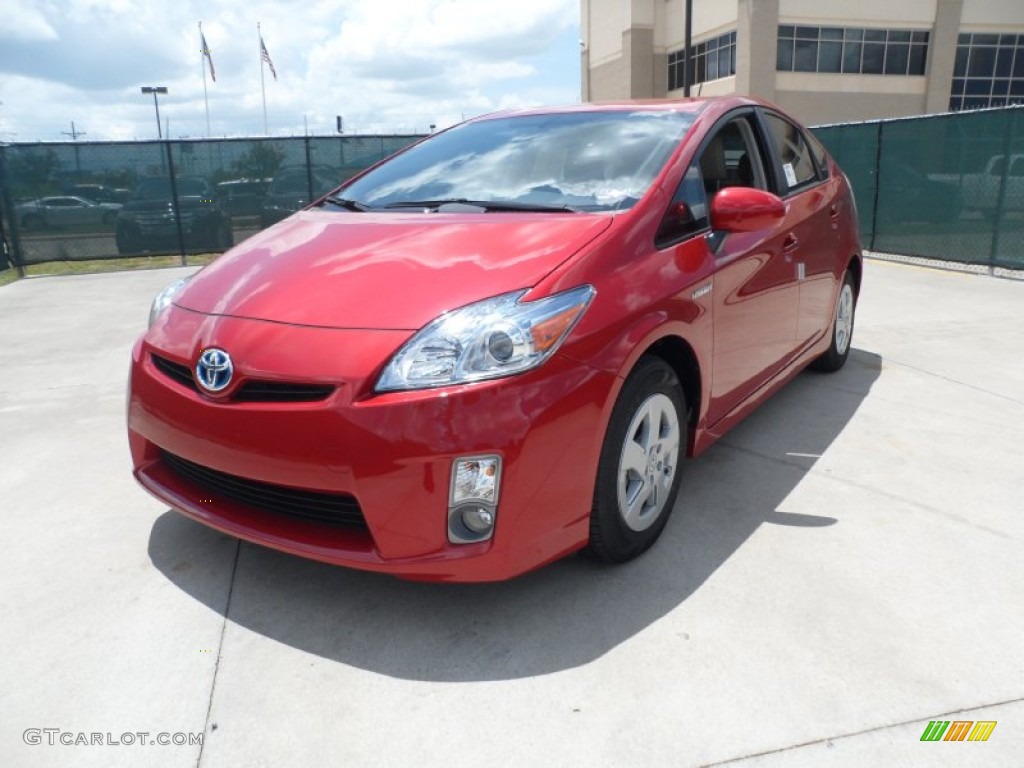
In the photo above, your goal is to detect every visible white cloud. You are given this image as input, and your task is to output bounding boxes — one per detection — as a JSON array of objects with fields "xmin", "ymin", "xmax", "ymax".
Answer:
[
  {"xmin": 0, "ymin": 0, "xmax": 60, "ymax": 41},
  {"xmin": 0, "ymin": 0, "xmax": 580, "ymax": 141}
]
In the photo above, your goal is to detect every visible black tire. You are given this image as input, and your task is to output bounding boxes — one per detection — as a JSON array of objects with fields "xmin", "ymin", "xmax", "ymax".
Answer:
[
  {"xmin": 588, "ymin": 356, "xmax": 686, "ymax": 563},
  {"xmin": 216, "ymin": 221, "xmax": 234, "ymax": 250},
  {"xmin": 115, "ymin": 227, "xmax": 140, "ymax": 255},
  {"xmin": 810, "ymin": 268, "xmax": 857, "ymax": 373}
]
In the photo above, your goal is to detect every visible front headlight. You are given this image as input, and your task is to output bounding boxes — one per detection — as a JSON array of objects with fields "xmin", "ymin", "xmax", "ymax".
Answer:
[
  {"xmin": 148, "ymin": 276, "xmax": 191, "ymax": 327},
  {"xmin": 376, "ymin": 285, "xmax": 595, "ymax": 392}
]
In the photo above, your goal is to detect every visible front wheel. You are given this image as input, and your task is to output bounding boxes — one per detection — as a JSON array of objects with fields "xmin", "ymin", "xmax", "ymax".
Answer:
[
  {"xmin": 810, "ymin": 268, "xmax": 857, "ymax": 373},
  {"xmin": 588, "ymin": 357, "xmax": 686, "ymax": 563},
  {"xmin": 115, "ymin": 227, "xmax": 141, "ymax": 255},
  {"xmin": 214, "ymin": 220, "xmax": 234, "ymax": 250}
]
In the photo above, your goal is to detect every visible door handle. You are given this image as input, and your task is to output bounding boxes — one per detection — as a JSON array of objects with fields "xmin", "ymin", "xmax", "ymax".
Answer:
[
  {"xmin": 829, "ymin": 205, "xmax": 840, "ymax": 228},
  {"xmin": 783, "ymin": 233, "xmax": 800, "ymax": 254}
]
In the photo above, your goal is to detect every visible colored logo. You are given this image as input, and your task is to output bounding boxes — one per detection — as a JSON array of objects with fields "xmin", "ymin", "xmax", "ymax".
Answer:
[
  {"xmin": 920, "ymin": 720, "xmax": 997, "ymax": 742},
  {"xmin": 195, "ymin": 348, "xmax": 233, "ymax": 393}
]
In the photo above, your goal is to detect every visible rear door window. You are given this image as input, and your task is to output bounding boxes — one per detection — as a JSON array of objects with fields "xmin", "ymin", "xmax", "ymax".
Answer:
[{"xmin": 763, "ymin": 113, "xmax": 818, "ymax": 194}]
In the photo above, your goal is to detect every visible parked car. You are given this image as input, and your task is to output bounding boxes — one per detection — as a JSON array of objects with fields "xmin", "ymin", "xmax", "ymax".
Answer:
[
  {"xmin": 216, "ymin": 178, "xmax": 270, "ymax": 218},
  {"xmin": 15, "ymin": 196, "xmax": 121, "ymax": 230},
  {"xmin": 259, "ymin": 167, "xmax": 338, "ymax": 227},
  {"xmin": 129, "ymin": 97, "xmax": 862, "ymax": 582},
  {"xmin": 116, "ymin": 177, "xmax": 233, "ymax": 255},
  {"xmin": 877, "ymin": 163, "xmax": 962, "ymax": 224},
  {"xmin": 65, "ymin": 184, "xmax": 132, "ymax": 204},
  {"xmin": 932, "ymin": 153, "xmax": 1024, "ymax": 217}
]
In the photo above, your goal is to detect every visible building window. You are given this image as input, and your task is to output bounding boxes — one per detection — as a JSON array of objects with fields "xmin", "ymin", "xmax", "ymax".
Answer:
[
  {"xmin": 776, "ymin": 26, "xmax": 928, "ymax": 76},
  {"xmin": 950, "ymin": 33, "xmax": 1024, "ymax": 111},
  {"xmin": 669, "ymin": 31, "xmax": 736, "ymax": 91}
]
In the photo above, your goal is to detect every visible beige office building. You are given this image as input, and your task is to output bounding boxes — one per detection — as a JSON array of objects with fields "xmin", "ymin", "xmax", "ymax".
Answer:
[{"xmin": 581, "ymin": 0, "xmax": 1024, "ymax": 124}]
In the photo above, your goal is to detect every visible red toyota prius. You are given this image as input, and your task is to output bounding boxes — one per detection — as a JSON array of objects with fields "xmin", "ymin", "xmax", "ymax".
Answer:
[{"xmin": 128, "ymin": 97, "xmax": 861, "ymax": 582}]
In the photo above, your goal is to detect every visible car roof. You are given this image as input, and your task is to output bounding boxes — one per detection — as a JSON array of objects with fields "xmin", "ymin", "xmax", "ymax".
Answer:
[{"xmin": 470, "ymin": 96, "xmax": 766, "ymax": 123}]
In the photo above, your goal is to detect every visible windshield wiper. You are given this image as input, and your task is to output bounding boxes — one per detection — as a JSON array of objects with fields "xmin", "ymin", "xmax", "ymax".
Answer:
[
  {"xmin": 383, "ymin": 198, "xmax": 579, "ymax": 213},
  {"xmin": 322, "ymin": 195, "xmax": 373, "ymax": 212}
]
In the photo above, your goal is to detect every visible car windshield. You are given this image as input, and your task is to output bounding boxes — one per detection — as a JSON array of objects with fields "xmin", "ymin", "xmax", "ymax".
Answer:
[{"xmin": 341, "ymin": 110, "xmax": 695, "ymax": 212}]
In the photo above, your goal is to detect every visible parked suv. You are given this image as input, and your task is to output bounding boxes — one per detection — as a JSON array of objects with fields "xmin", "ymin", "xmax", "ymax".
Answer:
[
  {"xmin": 216, "ymin": 178, "xmax": 270, "ymax": 218},
  {"xmin": 116, "ymin": 177, "xmax": 233, "ymax": 255},
  {"xmin": 65, "ymin": 184, "xmax": 131, "ymax": 204},
  {"xmin": 259, "ymin": 167, "xmax": 338, "ymax": 227}
]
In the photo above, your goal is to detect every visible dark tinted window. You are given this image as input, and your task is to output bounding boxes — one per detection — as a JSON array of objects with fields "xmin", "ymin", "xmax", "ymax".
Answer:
[
  {"xmin": 134, "ymin": 178, "xmax": 208, "ymax": 198},
  {"xmin": 658, "ymin": 116, "xmax": 765, "ymax": 247},
  {"xmin": 949, "ymin": 33, "xmax": 1024, "ymax": 110},
  {"xmin": 656, "ymin": 165, "xmax": 708, "ymax": 247},
  {"xmin": 779, "ymin": 25, "xmax": 928, "ymax": 75},
  {"xmin": 806, "ymin": 131, "xmax": 831, "ymax": 178},
  {"xmin": 270, "ymin": 174, "xmax": 310, "ymax": 194},
  {"xmin": 763, "ymin": 114, "xmax": 818, "ymax": 193}
]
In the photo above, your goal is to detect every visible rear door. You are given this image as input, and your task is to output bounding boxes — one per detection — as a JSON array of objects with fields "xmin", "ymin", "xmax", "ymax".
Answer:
[
  {"xmin": 759, "ymin": 111, "xmax": 843, "ymax": 352},
  {"xmin": 46, "ymin": 198, "xmax": 88, "ymax": 227}
]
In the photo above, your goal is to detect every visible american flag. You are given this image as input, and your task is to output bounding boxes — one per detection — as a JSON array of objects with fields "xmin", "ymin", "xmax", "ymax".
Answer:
[
  {"xmin": 260, "ymin": 36, "xmax": 277, "ymax": 81},
  {"xmin": 200, "ymin": 30, "xmax": 216, "ymax": 82}
]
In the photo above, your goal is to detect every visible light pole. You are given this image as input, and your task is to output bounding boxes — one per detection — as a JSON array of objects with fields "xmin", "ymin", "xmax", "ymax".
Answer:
[
  {"xmin": 140, "ymin": 86, "xmax": 168, "ymax": 138},
  {"xmin": 683, "ymin": 0, "xmax": 692, "ymax": 97}
]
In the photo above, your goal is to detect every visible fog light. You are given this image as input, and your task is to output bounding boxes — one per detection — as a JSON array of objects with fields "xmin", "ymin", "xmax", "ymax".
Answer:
[
  {"xmin": 449, "ymin": 455, "xmax": 502, "ymax": 544},
  {"xmin": 462, "ymin": 505, "xmax": 494, "ymax": 534}
]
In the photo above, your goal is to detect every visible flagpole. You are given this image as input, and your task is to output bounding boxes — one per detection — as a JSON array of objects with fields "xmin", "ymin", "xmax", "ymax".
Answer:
[
  {"xmin": 200, "ymin": 22, "xmax": 211, "ymax": 137},
  {"xmin": 259, "ymin": 22, "xmax": 268, "ymax": 135}
]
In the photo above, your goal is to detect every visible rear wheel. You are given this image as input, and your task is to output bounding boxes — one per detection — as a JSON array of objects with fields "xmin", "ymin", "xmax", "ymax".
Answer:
[
  {"xmin": 810, "ymin": 269, "xmax": 856, "ymax": 373},
  {"xmin": 588, "ymin": 357, "xmax": 686, "ymax": 563},
  {"xmin": 215, "ymin": 220, "xmax": 233, "ymax": 250},
  {"xmin": 116, "ymin": 227, "xmax": 141, "ymax": 255}
]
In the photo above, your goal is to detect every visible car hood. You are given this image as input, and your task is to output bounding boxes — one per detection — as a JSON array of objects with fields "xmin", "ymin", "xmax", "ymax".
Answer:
[{"xmin": 175, "ymin": 210, "xmax": 612, "ymax": 329}]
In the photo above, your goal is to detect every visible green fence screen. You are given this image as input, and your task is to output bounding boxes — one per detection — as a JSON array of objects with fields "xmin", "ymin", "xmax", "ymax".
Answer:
[
  {"xmin": 0, "ymin": 135, "xmax": 422, "ymax": 267},
  {"xmin": 813, "ymin": 105, "xmax": 1024, "ymax": 269}
]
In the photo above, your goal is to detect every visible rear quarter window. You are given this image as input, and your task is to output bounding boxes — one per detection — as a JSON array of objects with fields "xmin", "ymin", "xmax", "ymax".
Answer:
[{"xmin": 806, "ymin": 131, "xmax": 831, "ymax": 179}]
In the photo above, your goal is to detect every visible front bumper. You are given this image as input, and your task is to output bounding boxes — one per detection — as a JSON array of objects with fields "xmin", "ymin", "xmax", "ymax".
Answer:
[{"xmin": 128, "ymin": 307, "xmax": 617, "ymax": 582}]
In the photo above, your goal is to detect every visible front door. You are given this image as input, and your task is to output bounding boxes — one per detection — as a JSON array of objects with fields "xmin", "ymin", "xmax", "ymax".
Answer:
[{"xmin": 702, "ymin": 116, "xmax": 800, "ymax": 425}]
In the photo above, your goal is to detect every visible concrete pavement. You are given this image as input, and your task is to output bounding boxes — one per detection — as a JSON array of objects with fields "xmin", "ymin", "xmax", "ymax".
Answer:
[{"xmin": 1, "ymin": 260, "xmax": 1021, "ymax": 767}]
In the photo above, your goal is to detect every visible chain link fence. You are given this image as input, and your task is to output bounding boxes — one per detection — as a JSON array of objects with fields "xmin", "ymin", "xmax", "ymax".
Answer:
[
  {"xmin": 0, "ymin": 135, "xmax": 422, "ymax": 270},
  {"xmin": 813, "ymin": 104, "xmax": 1024, "ymax": 269}
]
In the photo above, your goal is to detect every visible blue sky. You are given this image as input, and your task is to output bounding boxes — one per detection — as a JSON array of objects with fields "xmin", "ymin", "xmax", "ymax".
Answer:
[{"xmin": 0, "ymin": 0, "xmax": 582, "ymax": 141}]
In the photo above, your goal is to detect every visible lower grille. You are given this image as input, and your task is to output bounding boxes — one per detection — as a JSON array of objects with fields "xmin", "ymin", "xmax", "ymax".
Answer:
[
  {"xmin": 152, "ymin": 354, "xmax": 197, "ymax": 391},
  {"xmin": 150, "ymin": 353, "xmax": 334, "ymax": 403},
  {"xmin": 234, "ymin": 381, "xmax": 335, "ymax": 402},
  {"xmin": 161, "ymin": 450, "xmax": 366, "ymax": 527}
]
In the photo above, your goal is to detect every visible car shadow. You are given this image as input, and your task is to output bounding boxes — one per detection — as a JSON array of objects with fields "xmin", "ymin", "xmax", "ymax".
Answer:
[{"xmin": 148, "ymin": 349, "xmax": 882, "ymax": 682}]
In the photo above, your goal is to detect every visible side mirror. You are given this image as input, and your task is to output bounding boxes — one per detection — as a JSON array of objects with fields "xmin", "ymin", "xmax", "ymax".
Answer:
[{"xmin": 710, "ymin": 187, "xmax": 786, "ymax": 233}]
